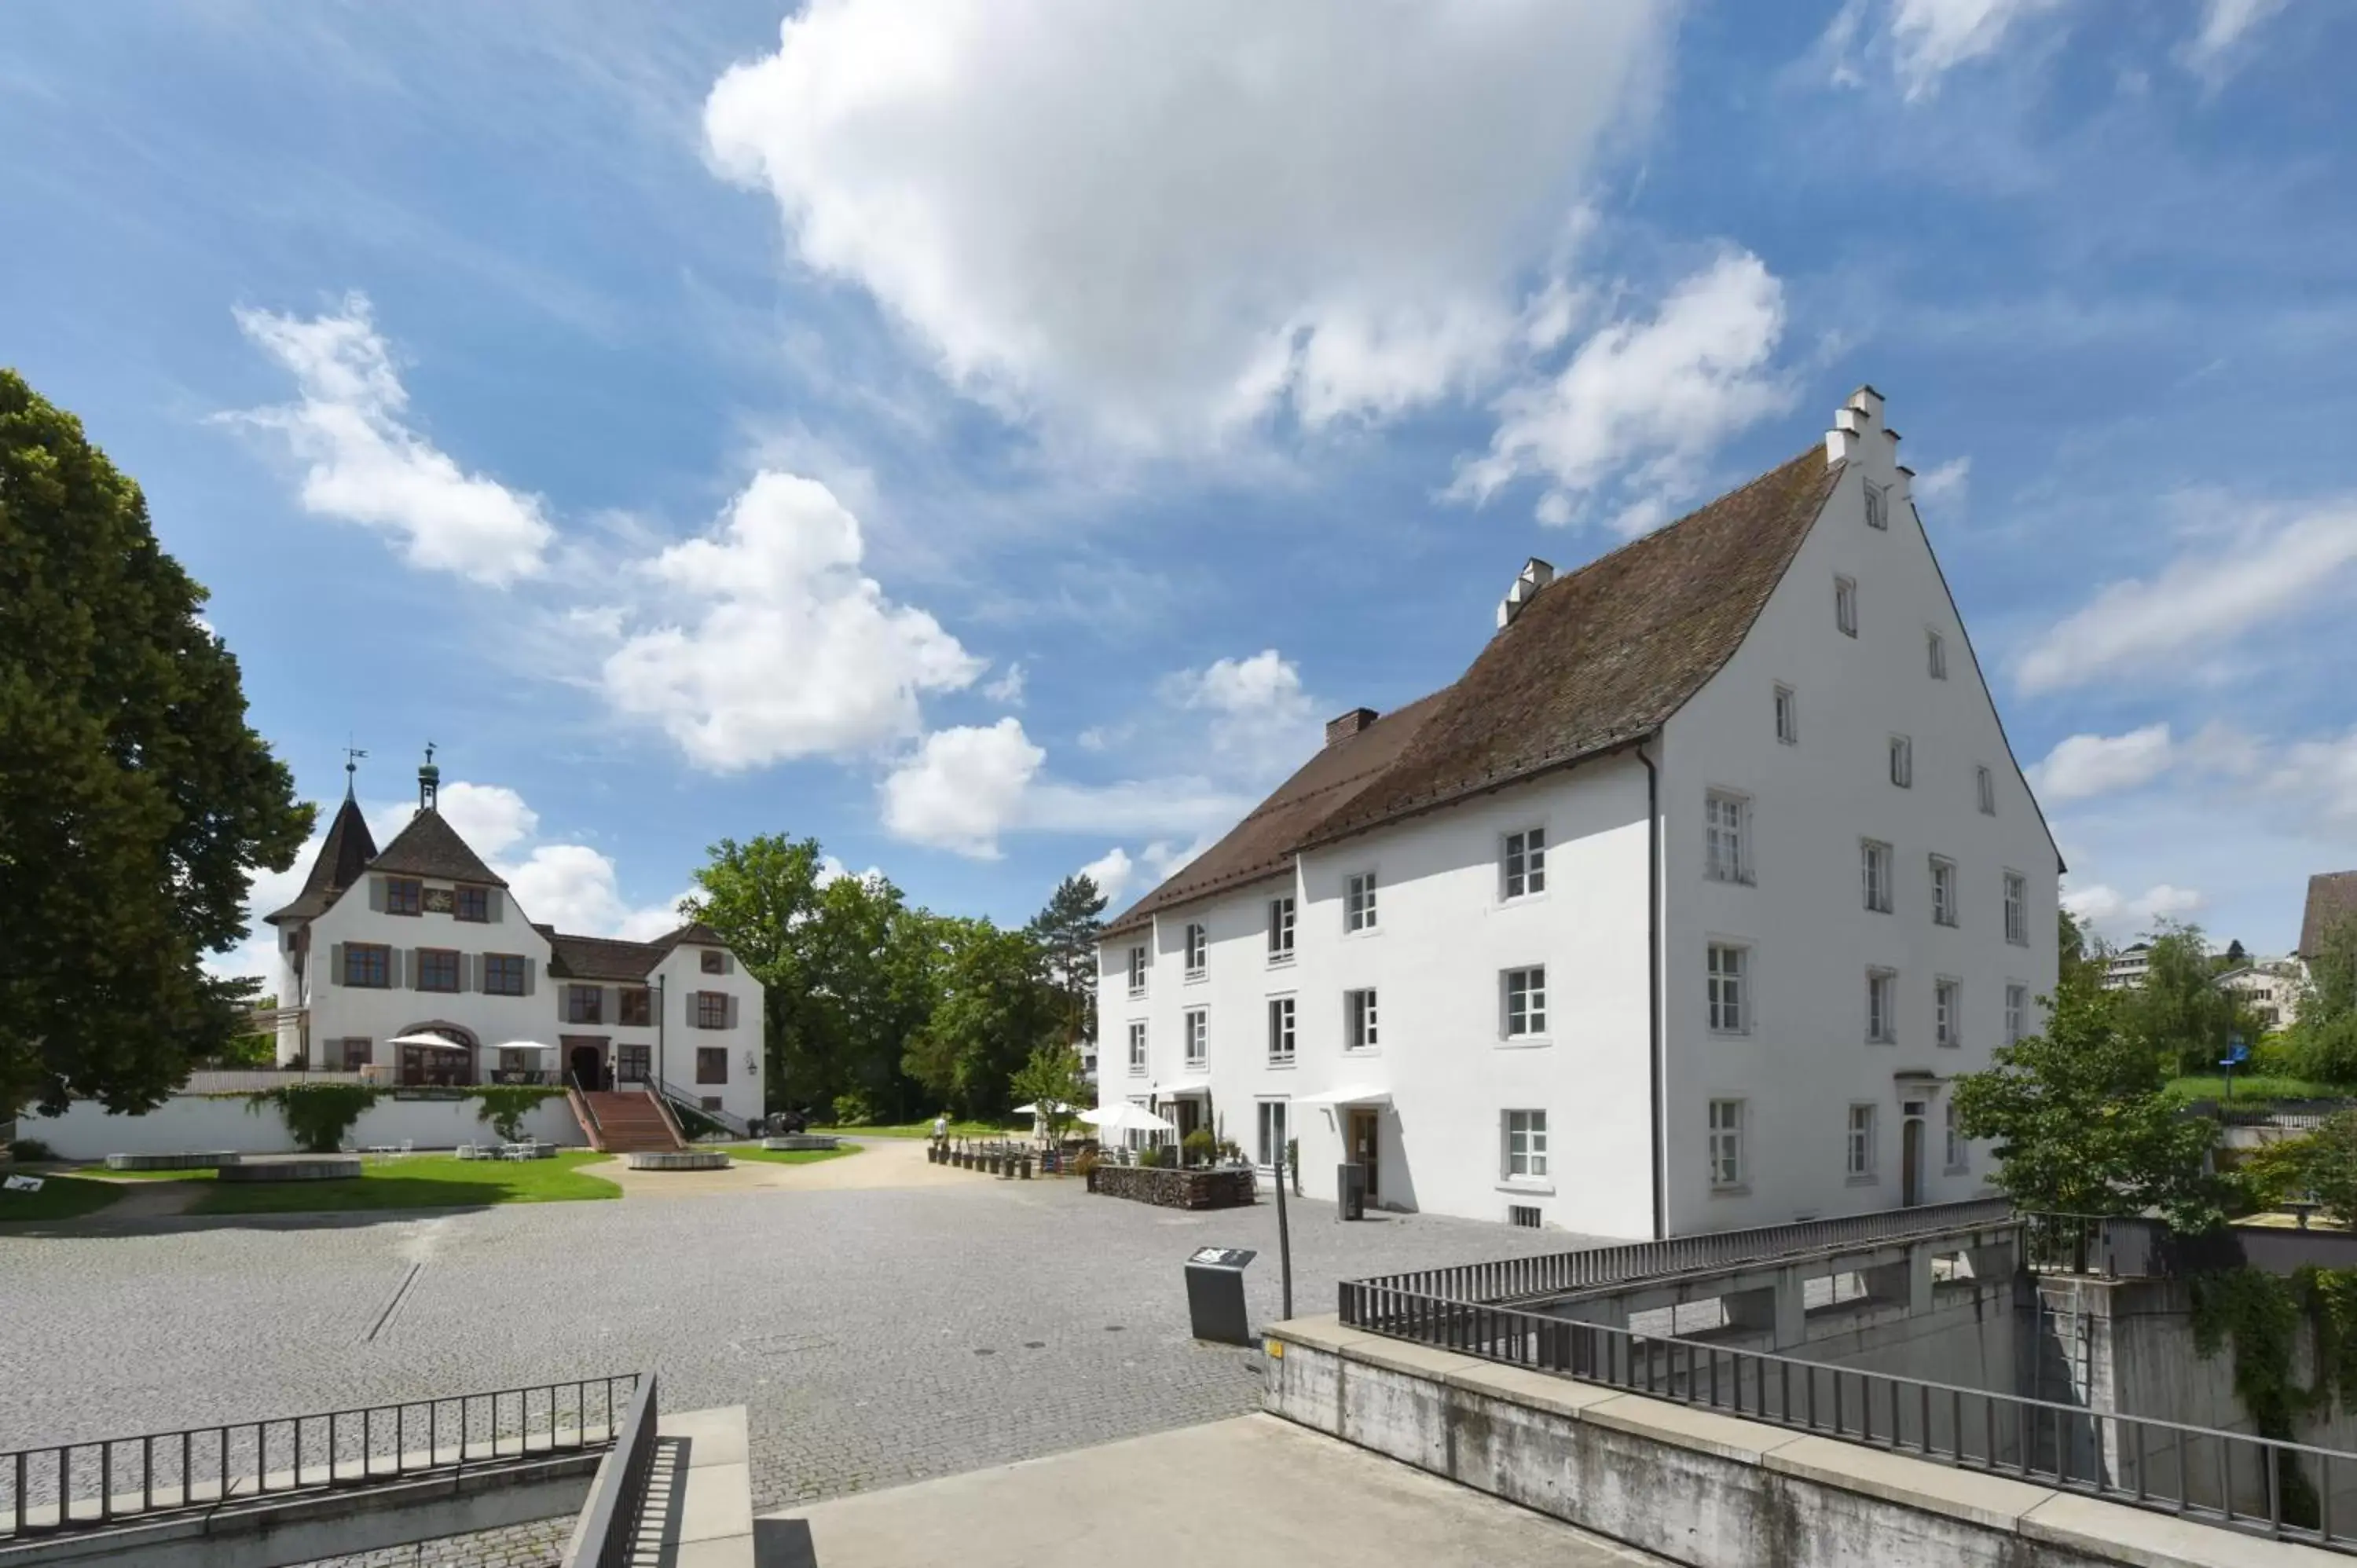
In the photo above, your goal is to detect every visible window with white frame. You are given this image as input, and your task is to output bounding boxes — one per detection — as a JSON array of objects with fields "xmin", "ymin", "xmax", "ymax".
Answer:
[
  {"xmin": 1706, "ymin": 943, "xmax": 1749, "ymax": 1035},
  {"xmin": 1184, "ymin": 1008, "xmax": 1208, "ymax": 1067},
  {"xmin": 1344, "ymin": 871, "xmax": 1378, "ymax": 932},
  {"xmin": 1835, "ymin": 575, "xmax": 1858, "ymax": 637},
  {"xmin": 1867, "ymin": 969, "xmax": 1897, "ymax": 1044},
  {"xmin": 1127, "ymin": 1021, "xmax": 1147, "ymax": 1073},
  {"xmin": 1890, "ymin": 735, "xmax": 1913, "ymax": 789},
  {"xmin": 1502, "ymin": 966, "xmax": 1547, "ymax": 1039},
  {"xmin": 1705, "ymin": 790, "xmax": 1750, "ymax": 884},
  {"xmin": 1127, "ymin": 945, "xmax": 1148, "ymax": 995},
  {"xmin": 1267, "ymin": 896, "xmax": 1296, "ymax": 962},
  {"xmin": 1345, "ymin": 988, "xmax": 1379, "ymax": 1051},
  {"xmin": 1708, "ymin": 1100, "xmax": 1746, "ymax": 1189},
  {"xmin": 1930, "ymin": 855, "xmax": 1958, "ymax": 926},
  {"xmin": 1846, "ymin": 1104, "xmax": 1877, "ymax": 1178},
  {"xmin": 1977, "ymin": 764, "xmax": 1997, "ymax": 816},
  {"xmin": 1184, "ymin": 921, "xmax": 1208, "ymax": 976},
  {"xmin": 1256, "ymin": 1099, "xmax": 1288, "ymax": 1170},
  {"xmin": 1504, "ymin": 1110, "xmax": 1549, "ymax": 1180},
  {"xmin": 1266, "ymin": 997, "xmax": 1296, "ymax": 1064},
  {"xmin": 2006, "ymin": 983, "xmax": 2029, "ymax": 1045},
  {"xmin": 1935, "ymin": 978, "xmax": 1961, "ymax": 1047},
  {"xmin": 1502, "ymin": 827, "xmax": 1546, "ymax": 899},
  {"xmin": 1945, "ymin": 1101, "xmax": 1967, "ymax": 1171},
  {"xmin": 2003, "ymin": 871, "xmax": 2028, "ymax": 946},
  {"xmin": 1774, "ymin": 683, "xmax": 1798, "ymax": 745},
  {"xmin": 1927, "ymin": 630, "xmax": 1948, "ymax": 680},
  {"xmin": 1865, "ymin": 482, "xmax": 1888, "ymax": 530},
  {"xmin": 1861, "ymin": 839, "xmax": 1893, "ymax": 913}
]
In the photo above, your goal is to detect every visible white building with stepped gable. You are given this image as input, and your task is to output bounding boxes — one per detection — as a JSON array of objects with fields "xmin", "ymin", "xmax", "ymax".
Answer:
[{"xmin": 1097, "ymin": 387, "xmax": 2062, "ymax": 1238}]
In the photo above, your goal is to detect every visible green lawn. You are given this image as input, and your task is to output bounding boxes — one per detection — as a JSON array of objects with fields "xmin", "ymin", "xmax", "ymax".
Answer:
[
  {"xmin": 724, "ymin": 1141, "xmax": 862, "ymax": 1167},
  {"xmin": 190, "ymin": 1151, "xmax": 621, "ymax": 1215},
  {"xmin": 0, "ymin": 1174, "xmax": 128, "ymax": 1222},
  {"xmin": 813, "ymin": 1120, "xmax": 1025, "ymax": 1140},
  {"xmin": 2165, "ymin": 1075, "xmax": 2347, "ymax": 1105}
]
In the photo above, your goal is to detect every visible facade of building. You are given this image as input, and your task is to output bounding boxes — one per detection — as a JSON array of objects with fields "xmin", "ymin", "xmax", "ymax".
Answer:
[
  {"xmin": 262, "ymin": 757, "xmax": 766, "ymax": 1130},
  {"xmin": 2102, "ymin": 943, "xmax": 2153, "ymax": 991},
  {"xmin": 2216, "ymin": 960, "xmax": 2304, "ymax": 1032},
  {"xmin": 1095, "ymin": 388, "xmax": 2061, "ymax": 1238}
]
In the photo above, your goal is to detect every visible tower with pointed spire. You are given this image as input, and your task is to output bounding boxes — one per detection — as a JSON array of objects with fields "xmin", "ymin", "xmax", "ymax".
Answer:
[{"xmin": 419, "ymin": 741, "xmax": 440, "ymax": 813}]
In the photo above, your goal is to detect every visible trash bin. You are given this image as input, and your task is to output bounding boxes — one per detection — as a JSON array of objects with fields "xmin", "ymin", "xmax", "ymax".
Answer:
[
  {"xmin": 1185, "ymin": 1247, "xmax": 1257, "ymax": 1345},
  {"xmin": 1337, "ymin": 1162, "xmax": 1366, "ymax": 1221}
]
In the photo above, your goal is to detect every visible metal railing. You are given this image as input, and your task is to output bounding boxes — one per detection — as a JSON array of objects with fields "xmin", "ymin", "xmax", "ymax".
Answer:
[
  {"xmin": 654, "ymin": 1079, "xmax": 747, "ymax": 1139},
  {"xmin": 561, "ymin": 1373, "xmax": 658, "ymax": 1568},
  {"xmin": 1346, "ymin": 1196, "xmax": 2016, "ymax": 1308},
  {"xmin": 1338, "ymin": 1281, "xmax": 2357, "ymax": 1552},
  {"xmin": 2, "ymin": 1375, "xmax": 639, "ymax": 1540}
]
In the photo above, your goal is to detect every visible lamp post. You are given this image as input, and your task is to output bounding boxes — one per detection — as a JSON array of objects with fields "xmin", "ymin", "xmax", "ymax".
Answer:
[{"xmin": 655, "ymin": 973, "xmax": 667, "ymax": 1094}]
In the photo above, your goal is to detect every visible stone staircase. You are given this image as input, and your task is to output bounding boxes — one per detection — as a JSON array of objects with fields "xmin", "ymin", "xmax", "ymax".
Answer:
[{"xmin": 574, "ymin": 1088, "xmax": 685, "ymax": 1153}]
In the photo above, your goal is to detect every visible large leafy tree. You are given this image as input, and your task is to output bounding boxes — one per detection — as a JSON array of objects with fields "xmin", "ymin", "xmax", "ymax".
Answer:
[
  {"xmin": 903, "ymin": 918, "xmax": 1061, "ymax": 1119},
  {"xmin": 682, "ymin": 833, "xmax": 829, "ymax": 1113},
  {"xmin": 1007, "ymin": 1042, "xmax": 1091, "ymax": 1146},
  {"xmin": 1951, "ymin": 964, "xmax": 2225, "ymax": 1232},
  {"xmin": 1, "ymin": 372, "xmax": 312, "ymax": 1119},
  {"xmin": 1026, "ymin": 873, "xmax": 1105, "ymax": 1048},
  {"xmin": 2117, "ymin": 920, "xmax": 2254, "ymax": 1077}
]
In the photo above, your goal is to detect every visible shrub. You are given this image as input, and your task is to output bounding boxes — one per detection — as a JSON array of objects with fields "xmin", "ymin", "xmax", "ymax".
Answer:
[
  {"xmin": 830, "ymin": 1091, "xmax": 875, "ymax": 1127},
  {"xmin": 2292, "ymin": 1015, "xmax": 2357, "ymax": 1086},
  {"xmin": 1138, "ymin": 1143, "xmax": 1168, "ymax": 1169},
  {"xmin": 9, "ymin": 1138, "xmax": 57, "ymax": 1163},
  {"xmin": 248, "ymin": 1083, "xmax": 382, "ymax": 1152},
  {"xmin": 1182, "ymin": 1129, "xmax": 1217, "ymax": 1167},
  {"xmin": 474, "ymin": 1085, "xmax": 563, "ymax": 1143},
  {"xmin": 1074, "ymin": 1148, "xmax": 1101, "ymax": 1177}
]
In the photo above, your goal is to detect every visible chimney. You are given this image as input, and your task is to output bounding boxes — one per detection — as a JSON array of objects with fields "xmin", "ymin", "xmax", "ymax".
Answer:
[
  {"xmin": 1325, "ymin": 708, "xmax": 1379, "ymax": 746},
  {"xmin": 1494, "ymin": 557, "xmax": 1556, "ymax": 631},
  {"xmin": 1824, "ymin": 384, "xmax": 1889, "ymax": 466}
]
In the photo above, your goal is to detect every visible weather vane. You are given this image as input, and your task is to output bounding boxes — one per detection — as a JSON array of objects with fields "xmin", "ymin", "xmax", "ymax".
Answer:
[{"xmin": 342, "ymin": 738, "xmax": 368, "ymax": 797}]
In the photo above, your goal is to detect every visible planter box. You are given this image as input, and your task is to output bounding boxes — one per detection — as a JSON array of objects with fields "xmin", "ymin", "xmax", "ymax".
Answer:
[{"xmin": 1088, "ymin": 1163, "xmax": 1256, "ymax": 1211}]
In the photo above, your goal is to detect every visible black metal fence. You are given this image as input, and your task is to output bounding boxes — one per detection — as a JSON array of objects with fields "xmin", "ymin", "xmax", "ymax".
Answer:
[
  {"xmin": 1, "ymin": 1375, "xmax": 638, "ymax": 1541},
  {"xmin": 1339, "ymin": 1275, "xmax": 2357, "ymax": 1552},
  {"xmin": 562, "ymin": 1373, "xmax": 659, "ymax": 1568}
]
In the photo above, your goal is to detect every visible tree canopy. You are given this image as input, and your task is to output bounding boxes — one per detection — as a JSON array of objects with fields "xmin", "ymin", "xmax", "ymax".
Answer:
[
  {"xmin": 1, "ymin": 371, "xmax": 312, "ymax": 1118},
  {"xmin": 1026, "ymin": 873, "xmax": 1105, "ymax": 1047},
  {"xmin": 2114, "ymin": 920, "xmax": 2256, "ymax": 1077}
]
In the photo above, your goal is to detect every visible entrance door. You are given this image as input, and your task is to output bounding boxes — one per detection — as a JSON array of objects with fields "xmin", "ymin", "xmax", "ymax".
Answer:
[
  {"xmin": 1348, "ymin": 1108, "xmax": 1380, "ymax": 1203},
  {"xmin": 617, "ymin": 1045, "xmax": 651, "ymax": 1085},
  {"xmin": 568, "ymin": 1043, "xmax": 603, "ymax": 1090},
  {"xmin": 1901, "ymin": 1116, "xmax": 1925, "ymax": 1207}
]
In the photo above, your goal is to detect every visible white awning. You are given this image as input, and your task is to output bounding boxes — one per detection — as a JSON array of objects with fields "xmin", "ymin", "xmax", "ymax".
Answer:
[
  {"xmin": 1152, "ymin": 1076, "xmax": 1212, "ymax": 1097},
  {"xmin": 1293, "ymin": 1084, "xmax": 1392, "ymax": 1108}
]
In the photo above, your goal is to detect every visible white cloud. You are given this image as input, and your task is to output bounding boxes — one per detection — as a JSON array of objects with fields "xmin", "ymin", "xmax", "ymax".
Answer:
[
  {"xmin": 2014, "ymin": 500, "xmax": 2357, "ymax": 694},
  {"xmin": 2265, "ymin": 728, "xmax": 2357, "ymax": 826},
  {"xmin": 1079, "ymin": 846, "xmax": 1135, "ymax": 906},
  {"xmin": 1160, "ymin": 649, "xmax": 1319, "ymax": 773},
  {"xmin": 502, "ymin": 844, "xmax": 688, "ymax": 940},
  {"xmin": 228, "ymin": 295, "xmax": 553, "ymax": 585},
  {"xmin": 879, "ymin": 717, "xmax": 1046, "ymax": 858},
  {"xmin": 2029, "ymin": 724, "xmax": 2176, "ymax": 804},
  {"xmin": 2065, "ymin": 880, "xmax": 2205, "ymax": 934},
  {"xmin": 2179, "ymin": 0, "xmax": 2289, "ymax": 86},
  {"xmin": 1888, "ymin": 0, "xmax": 2068, "ymax": 97},
  {"xmin": 1451, "ymin": 251, "xmax": 1791, "ymax": 535},
  {"xmin": 1910, "ymin": 456, "xmax": 1971, "ymax": 513},
  {"xmin": 434, "ymin": 782, "xmax": 538, "ymax": 857},
  {"xmin": 599, "ymin": 471, "xmax": 983, "ymax": 770},
  {"xmin": 703, "ymin": 0, "xmax": 1670, "ymax": 450},
  {"xmin": 983, "ymin": 662, "xmax": 1027, "ymax": 705}
]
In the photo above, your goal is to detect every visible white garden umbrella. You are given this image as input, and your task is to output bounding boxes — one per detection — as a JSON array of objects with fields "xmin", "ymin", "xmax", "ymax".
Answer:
[
  {"xmin": 387, "ymin": 1031, "xmax": 471, "ymax": 1050},
  {"xmin": 1079, "ymin": 1102, "xmax": 1175, "ymax": 1136},
  {"xmin": 1011, "ymin": 1101, "xmax": 1076, "ymax": 1116}
]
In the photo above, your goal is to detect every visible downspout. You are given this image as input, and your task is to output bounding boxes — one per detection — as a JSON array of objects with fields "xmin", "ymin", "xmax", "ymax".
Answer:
[{"xmin": 1638, "ymin": 736, "xmax": 1666, "ymax": 1241}]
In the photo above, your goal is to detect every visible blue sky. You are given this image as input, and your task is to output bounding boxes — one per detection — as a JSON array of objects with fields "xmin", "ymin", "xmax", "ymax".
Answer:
[{"xmin": 5, "ymin": 0, "xmax": 2354, "ymax": 979}]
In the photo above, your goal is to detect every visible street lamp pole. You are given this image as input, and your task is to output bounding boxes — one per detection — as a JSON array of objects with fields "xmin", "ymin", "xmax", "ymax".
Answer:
[{"xmin": 655, "ymin": 973, "xmax": 667, "ymax": 1094}]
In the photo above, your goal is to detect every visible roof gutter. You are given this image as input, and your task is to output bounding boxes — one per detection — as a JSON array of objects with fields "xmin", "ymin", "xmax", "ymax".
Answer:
[{"xmin": 1638, "ymin": 734, "xmax": 1666, "ymax": 1241}]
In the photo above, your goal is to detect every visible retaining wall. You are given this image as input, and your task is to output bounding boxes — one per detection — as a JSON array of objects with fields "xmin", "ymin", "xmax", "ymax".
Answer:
[
  {"xmin": 1087, "ymin": 1164, "xmax": 1255, "ymax": 1209},
  {"xmin": 19, "ymin": 1094, "xmax": 585, "ymax": 1160}
]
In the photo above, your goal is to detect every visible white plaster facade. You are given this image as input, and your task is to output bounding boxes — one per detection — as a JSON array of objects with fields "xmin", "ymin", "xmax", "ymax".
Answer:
[
  {"xmin": 2216, "ymin": 959, "xmax": 2304, "ymax": 1033},
  {"xmin": 266, "ymin": 767, "xmax": 766, "ymax": 1130},
  {"xmin": 1097, "ymin": 389, "xmax": 2059, "ymax": 1239}
]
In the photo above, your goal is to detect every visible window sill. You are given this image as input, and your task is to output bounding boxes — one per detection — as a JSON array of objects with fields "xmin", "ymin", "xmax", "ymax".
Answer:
[
  {"xmin": 1846, "ymin": 1174, "xmax": 1880, "ymax": 1188},
  {"xmin": 1127, "ymin": 987, "xmax": 1148, "ymax": 1000},
  {"xmin": 1497, "ymin": 1179, "xmax": 1556, "ymax": 1196},
  {"xmin": 1867, "ymin": 1037, "xmax": 1896, "ymax": 1048},
  {"xmin": 1343, "ymin": 1047, "xmax": 1382, "ymax": 1059},
  {"xmin": 1705, "ymin": 874, "xmax": 1756, "ymax": 888},
  {"xmin": 1184, "ymin": 1059, "xmax": 1207, "ymax": 1072},
  {"xmin": 1710, "ymin": 1184, "xmax": 1750, "ymax": 1198},
  {"xmin": 1935, "ymin": 1040, "xmax": 1960, "ymax": 1050},
  {"xmin": 1266, "ymin": 1058, "xmax": 1296, "ymax": 1071},
  {"xmin": 1497, "ymin": 892, "xmax": 1549, "ymax": 909},
  {"xmin": 1266, "ymin": 954, "xmax": 1297, "ymax": 969},
  {"xmin": 1127, "ymin": 1068, "xmax": 1148, "ymax": 1077},
  {"xmin": 1708, "ymin": 1028, "xmax": 1751, "ymax": 1041},
  {"xmin": 1184, "ymin": 971, "xmax": 1207, "ymax": 984},
  {"xmin": 1497, "ymin": 1035, "xmax": 1553, "ymax": 1050},
  {"xmin": 1945, "ymin": 1164, "xmax": 1970, "ymax": 1178}
]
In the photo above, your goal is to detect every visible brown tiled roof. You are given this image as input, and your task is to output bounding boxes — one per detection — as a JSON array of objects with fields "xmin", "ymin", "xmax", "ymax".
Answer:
[
  {"xmin": 266, "ymin": 793, "xmax": 379, "ymax": 924},
  {"xmin": 367, "ymin": 809, "xmax": 509, "ymax": 888},
  {"xmin": 659, "ymin": 921, "xmax": 724, "ymax": 950},
  {"xmin": 2301, "ymin": 871, "xmax": 2357, "ymax": 958},
  {"xmin": 1103, "ymin": 445, "xmax": 1844, "ymax": 936},
  {"xmin": 539, "ymin": 927, "xmax": 665, "ymax": 982},
  {"xmin": 1102, "ymin": 689, "xmax": 1453, "ymax": 936}
]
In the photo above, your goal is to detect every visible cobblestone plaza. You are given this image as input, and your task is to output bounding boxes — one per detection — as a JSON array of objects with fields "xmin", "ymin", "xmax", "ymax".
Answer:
[{"xmin": 0, "ymin": 1146, "xmax": 1584, "ymax": 1518}]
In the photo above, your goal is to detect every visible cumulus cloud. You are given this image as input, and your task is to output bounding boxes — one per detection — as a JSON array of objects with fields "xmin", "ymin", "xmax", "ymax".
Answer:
[
  {"xmin": 2179, "ymin": 0, "xmax": 2290, "ymax": 86},
  {"xmin": 1080, "ymin": 846, "xmax": 1135, "ymax": 905},
  {"xmin": 1160, "ymin": 649, "xmax": 1320, "ymax": 772},
  {"xmin": 2065, "ymin": 881, "xmax": 2205, "ymax": 933},
  {"xmin": 500, "ymin": 844, "xmax": 688, "ymax": 941},
  {"xmin": 703, "ymin": 0, "xmax": 1670, "ymax": 450},
  {"xmin": 2265, "ymin": 728, "xmax": 2357, "ymax": 826},
  {"xmin": 599, "ymin": 471, "xmax": 983, "ymax": 771},
  {"xmin": 2029, "ymin": 725, "xmax": 2177, "ymax": 804},
  {"xmin": 1818, "ymin": 0, "xmax": 2069, "ymax": 98},
  {"xmin": 983, "ymin": 662, "xmax": 1028, "ymax": 705},
  {"xmin": 1910, "ymin": 456, "xmax": 1971, "ymax": 513},
  {"xmin": 228, "ymin": 295, "xmax": 553, "ymax": 584},
  {"xmin": 2014, "ymin": 500, "xmax": 2357, "ymax": 694},
  {"xmin": 1451, "ymin": 251, "xmax": 1791, "ymax": 535},
  {"xmin": 879, "ymin": 717, "xmax": 1047, "ymax": 858}
]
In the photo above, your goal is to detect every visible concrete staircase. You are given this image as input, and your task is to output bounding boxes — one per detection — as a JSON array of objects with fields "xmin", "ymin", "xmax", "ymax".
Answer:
[{"xmin": 574, "ymin": 1088, "xmax": 684, "ymax": 1154}]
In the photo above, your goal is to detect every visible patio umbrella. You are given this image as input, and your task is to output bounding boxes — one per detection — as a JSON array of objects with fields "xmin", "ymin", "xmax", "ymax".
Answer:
[
  {"xmin": 1079, "ymin": 1102, "xmax": 1175, "ymax": 1136},
  {"xmin": 489, "ymin": 1041, "xmax": 558, "ymax": 1057},
  {"xmin": 387, "ymin": 1031, "xmax": 471, "ymax": 1050},
  {"xmin": 1011, "ymin": 1101, "xmax": 1076, "ymax": 1116}
]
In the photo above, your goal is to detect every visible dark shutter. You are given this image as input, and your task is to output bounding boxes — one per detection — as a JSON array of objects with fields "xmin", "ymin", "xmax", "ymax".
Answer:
[
  {"xmin": 368, "ymin": 877, "xmax": 385, "ymax": 914},
  {"xmin": 329, "ymin": 943, "xmax": 346, "ymax": 986}
]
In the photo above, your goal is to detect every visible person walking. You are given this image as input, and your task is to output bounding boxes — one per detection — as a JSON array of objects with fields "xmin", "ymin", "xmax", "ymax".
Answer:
[{"xmin": 931, "ymin": 1111, "xmax": 949, "ymax": 1151}]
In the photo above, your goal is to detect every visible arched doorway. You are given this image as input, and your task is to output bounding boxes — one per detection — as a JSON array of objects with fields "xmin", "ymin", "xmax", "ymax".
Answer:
[{"xmin": 396, "ymin": 1023, "xmax": 479, "ymax": 1087}]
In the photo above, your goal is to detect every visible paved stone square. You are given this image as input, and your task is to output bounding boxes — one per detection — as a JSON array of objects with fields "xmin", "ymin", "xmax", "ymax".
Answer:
[{"xmin": 0, "ymin": 1140, "xmax": 1596, "ymax": 1522}]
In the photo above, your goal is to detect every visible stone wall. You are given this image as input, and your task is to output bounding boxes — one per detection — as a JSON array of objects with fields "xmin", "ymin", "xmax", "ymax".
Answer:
[{"xmin": 1088, "ymin": 1163, "xmax": 1255, "ymax": 1210}]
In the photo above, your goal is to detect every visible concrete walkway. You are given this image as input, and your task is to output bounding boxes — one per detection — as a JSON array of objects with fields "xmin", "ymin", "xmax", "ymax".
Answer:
[
  {"xmin": 756, "ymin": 1413, "xmax": 1669, "ymax": 1566},
  {"xmin": 629, "ymin": 1405, "xmax": 757, "ymax": 1566},
  {"xmin": 595, "ymin": 1136, "xmax": 994, "ymax": 1200}
]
